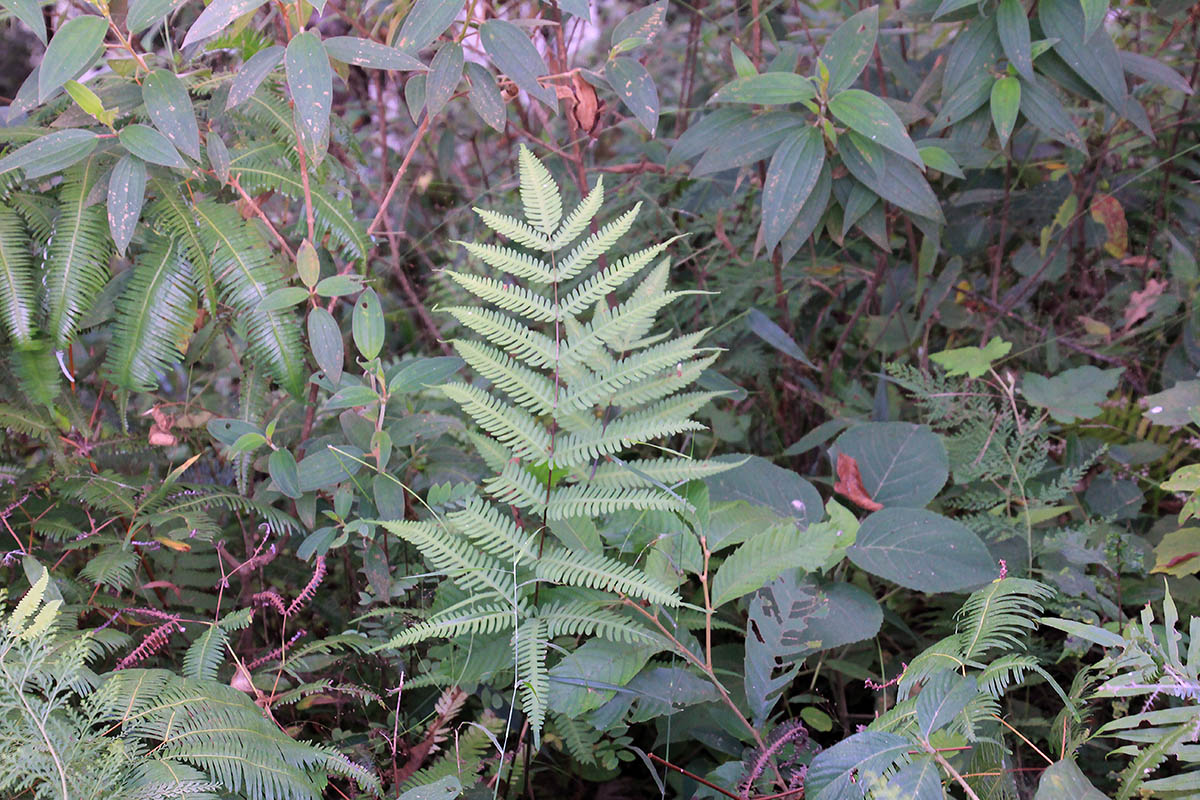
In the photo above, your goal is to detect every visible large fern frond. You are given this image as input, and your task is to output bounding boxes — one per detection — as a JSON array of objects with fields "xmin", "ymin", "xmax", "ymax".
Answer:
[
  {"xmin": 517, "ymin": 144, "xmax": 562, "ymax": 236},
  {"xmin": 378, "ymin": 519, "xmax": 523, "ymax": 608},
  {"xmin": 535, "ymin": 547, "xmax": 680, "ymax": 607},
  {"xmin": 956, "ymin": 578, "xmax": 1054, "ymax": 662},
  {"xmin": 0, "ymin": 202, "xmax": 37, "ymax": 346}
]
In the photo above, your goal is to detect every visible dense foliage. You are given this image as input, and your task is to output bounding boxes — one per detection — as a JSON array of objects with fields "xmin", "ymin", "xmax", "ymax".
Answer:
[{"xmin": 0, "ymin": 0, "xmax": 1197, "ymax": 796}]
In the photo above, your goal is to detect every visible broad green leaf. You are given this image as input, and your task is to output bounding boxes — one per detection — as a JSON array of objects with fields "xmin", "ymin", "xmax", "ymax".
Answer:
[
  {"xmin": 692, "ymin": 111, "xmax": 806, "ymax": 176},
  {"xmin": 1038, "ymin": 0, "xmax": 1127, "ymax": 113},
  {"xmin": 119, "ymin": 124, "xmax": 187, "ymax": 168},
  {"xmin": 942, "ymin": 15, "xmax": 1002, "ymax": 96},
  {"xmin": 392, "ymin": 0, "xmax": 462, "ymax": 52},
  {"xmin": 182, "ymin": 0, "xmax": 268, "ymax": 48},
  {"xmin": 747, "ymin": 307, "xmax": 816, "ymax": 367},
  {"xmin": 268, "ymin": 449, "xmax": 302, "ymax": 498},
  {"xmin": 833, "ymin": 422, "xmax": 948, "ymax": 508},
  {"xmin": 711, "ymin": 524, "xmax": 838, "ymax": 607},
  {"xmin": 1149, "ymin": 528, "xmax": 1200, "ymax": 578},
  {"xmin": 0, "ymin": 129, "xmax": 99, "ymax": 178},
  {"xmin": 387, "ymin": 356, "xmax": 464, "ymax": 394},
  {"xmin": 1143, "ymin": 381, "xmax": 1200, "ymax": 426},
  {"xmin": 207, "ymin": 133, "xmax": 230, "ymax": 182},
  {"xmin": 606, "ymin": 56, "xmax": 659, "ymax": 136},
  {"xmin": 668, "ymin": 108, "xmax": 751, "ymax": 166},
  {"xmin": 374, "ymin": 474, "xmax": 406, "ymax": 519},
  {"xmin": 930, "ymin": 336, "xmax": 1011, "ymax": 378},
  {"xmin": 730, "ymin": 43, "xmax": 757, "ymax": 77},
  {"xmin": 761, "ymin": 126, "xmax": 825, "ymax": 252},
  {"xmin": 38, "ymin": 15, "xmax": 107, "ymax": 103},
  {"xmin": 818, "ymin": 6, "xmax": 879, "ymax": 95},
  {"xmin": 257, "ymin": 286, "xmax": 309, "ymax": 312},
  {"xmin": 610, "ymin": 0, "xmax": 667, "ymax": 49},
  {"xmin": 352, "ymin": 288, "xmax": 384, "ymax": 359},
  {"xmin": 1079, "ymin": 0, "xmax": 1107, "ymax": 38},
  {"xmin": 226, "ymin": 45, "xmax": 284, "ymax": 109},
  {"xmin": 2, "ymin": 0, "xmax": 45, "ymax": 42},
  {"xmin": 465, "ymin": 62, "xmax": 506, "ymax": 132},
  {"xmin": 711, "ymin": 73, "xmax": 816, "ymax": 105},
  {"xmin": 706, "ymin": 455, "xmax": 823, "ymax": 527},
  {"xmin": 916, "ymin": 671, "xmax": 977, "ymax": 737},
  {"xmin": 143, "ymin": 70, "xmax": 200, "ymax": 160},
  {"xmin": 207, "ymin": 418, "xmax": 263, "ymax": 446},
  {"xmin": 1022, "ymin": 365, "xmax": 1122, "ymax": 423},
  {"xmin": 548, "ymin": 640, "xmax": 661, "ymax": 717},
  {"xmin": 917, "ymin": 146, "xmax": 963, "ymax": 178},
  {"xmin": 324, "ymin": 36, "xmax": 426, "ymax": 71},
  {"xmin": 64, "ymin": 80, "xmax": 107, "ymax": 122},
  {"xmin": 889, "ymin": 758, "xmax": 944, "ymax": 800},
  {"xmin": 848, "ymin": 508, "xmax": 996, "ymax": 592},
  {"xmin": 315, "ymin": 274, "xmax": 363, "ymax": 297},
  {"xmin": 107, "ymin": 155, "xmax": 147, "ymax": 257},
  {"xmin": 1019, "ymin": 76, "xmax": 1086, "ymax": 153},
  {"xmin": 404, "ymin": 73, "xmax": 426, "ymax": 122},
  {"xmin": 807, "ymin": 731, "xmax": 910, "ymax": 797},
  {"xmin": 990, "ymin": 76, "xmax": 1021, "ymax": 146},
  {"xmin": 997, "ymin": 0, "xmax": 1034, "ymax": 80},
  {"xmin": 778, "ymin": 162, "xmax": 832, "ymax": 262},
  {"xmin": 1034, "ymin": 759, "xmax": 1107, "ymax": 800},
  {"xmin": 127, "ymin": 0, "xmax": 189, "ymax": 33},
  {"xmin": 297, "ymin": 444, "xmax": 364, "ymax": 492},
  {"xmin": 286, "ymin": 32, "xmax": 333, "ymax": 160},
  {"xmin": 929, "ymin": 70, "xmax": 992, "ymax": 133},
  {"xmin": 424, "ymin": 41, "xmax": 463, "ymax": 118},
  {"xmin": 829, "ymin": 88, "xmax": 922, "ymax": 166},
  {"xmin": 839, "ymin": 135, "xmax": 944, "ymax": 223},
  {"xmin": 480, "ymin": 19, "xmax": 557, "ymax": 108},
  {"xmin": 307, "ymin": 306, "xmax": 343, "ymax": 385}
]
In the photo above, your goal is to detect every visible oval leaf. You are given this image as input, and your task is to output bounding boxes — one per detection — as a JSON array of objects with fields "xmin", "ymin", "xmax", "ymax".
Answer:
[
  {"xmin": 712, "ymin": 72, "xmax": 816, "ymax": 105},
  {"xmin": 386, "ymin": 356, "xmax": 464, "ymax": 394},
  {"xmin": 833, "ymin": 422, "xmax": 948, "ymax": 508},
  {"xmin": 425, "ymin": 41, "xmax": 463, "ymax": 118},
  {"xmin": 479, "ymin": 19, "xmax": 557, "ymax": 109},
  {"xmin": 352, "ymin": 288, "xmax": 384, "ymax": 360},
  {"xmin": 848, "ymin": 508, "xmax": 996, "ymax": 593},
  {"xmin": 38, "ymin": 15, "xmax": 108, "ymax": 103},
  {"xmin": 307, "ymin": 306, "xmax": 344, "ymax": 385},
  {"xmin": 0, "ymin": 129, "xmax": 99, "ymax": 179},
  {"xmin": 107, "ymin": 155, "xmax": 147, "ymax": 257},
  {"xmin": 818, "ymin": 6, "xmax": 879, "ymax": 95},
  {"xmin": 143, "ymin": 70, "xmax": 201, "ymax": 160},
  {"xmin": 2, "ymin": 0, "xmax": 46, "ymax": 43},
  {"xmin": 392, "ymin": 0, "xmax": 462, "ymax": 52},
  {"xmin": 465, "ymin": 62, "xmax": 506, "ymax": 132},
  {"xmin": 269, "ymin": 449, "xmax": 302, "ymax": 499},
  {"xmin": 226, "ymin": 45, "xmax": 285, "ymax": 109},
  {"xmin": 119, "ymin": 124, "xmax": 187, "ymax": 168},
  {"xmin": 257, "ymin": 286, "xmax": 309, "ymax": 312},
  {"xmin": 990, "ymin": 75, "xmax": 1021, "ymax": 146}
]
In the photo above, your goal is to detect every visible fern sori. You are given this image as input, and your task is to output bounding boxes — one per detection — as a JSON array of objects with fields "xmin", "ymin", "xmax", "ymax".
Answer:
[{"xmin": 376, "ymin": 145, "xmax": 731, "ymax": 746}]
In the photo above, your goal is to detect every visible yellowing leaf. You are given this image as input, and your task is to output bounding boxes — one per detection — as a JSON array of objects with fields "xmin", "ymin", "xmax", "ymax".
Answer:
[
  {"xmin": 1090, "ymin": 193, "xmax": 1128, "ymax": 257},
  {"xmin": 1150, "ymin": 528, "xmax": 1200, "ymax": 577}
]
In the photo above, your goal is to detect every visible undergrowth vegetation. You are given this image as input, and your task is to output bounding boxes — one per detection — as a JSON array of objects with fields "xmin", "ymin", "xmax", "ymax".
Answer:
[{"xmin": 0, "ymin": 0, "xmax": 1197, "ymax": 797}]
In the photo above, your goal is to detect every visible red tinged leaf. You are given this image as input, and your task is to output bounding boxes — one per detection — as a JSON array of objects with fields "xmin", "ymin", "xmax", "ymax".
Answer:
[
  {"xmin": 834, "ymin": 452, "xmax": 883, "ymax": 511},
  {"xmin": 1090, "ymin": 193, "xmax": 1128, "ymax": 257},
  {"xmin": 1163, "ymin": 552, "xmax": 1200, "ymax": 570}
]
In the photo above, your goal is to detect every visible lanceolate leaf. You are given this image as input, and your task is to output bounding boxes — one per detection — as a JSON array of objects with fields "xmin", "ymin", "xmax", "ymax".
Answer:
[
  {"xmin": 226, "ymin": 45, "xmax": 285, "ymax": 109},
  {"xmin": 182, "ymin": 0, "xmax": 268, "ymax": 48},
  {"xmin": 839, "ymin": 135, "xmax": 944, "ymax": 223},
  {"xmin": 286, "ymin": 32, "xmax": 333, "ymax": 160},
  {"xmin": 143, "ymin": 70, "xmax": 201, "ymax": 160},
  {"xmin": 465, "ymin": 62, "xmax": 506, "ymax": 132},
  {"xmin": 761, "ymin": 126, "xmax": 825, "ymax": 253},
  {"xmin": 606, "ymin": 56, "xmax": 660, "ymax": 136},
  {"xmin": 126, "ymin": 0, "xmax": 190, "ymax": 34},
  {"xmin": 479, "ymin": 19, "xmax": 557, "ymax": 108},
  {"xmin": 1, "ymin": 0, "xmax": 46, "ymax": 43},
  {"xmin": 828, "ymin": 89, "xmax": 922, "ymax": 166},
  {"xmin": 38, "ymin": 15, "xmax": 107, "ymax": 103},
  {"xmin": 991, "ymin": 76, "xmax": 1021, "ymax": 146},
  {"xmin": 425, "ymin": 41, "xmax": 464, "ymax": 118},
  {"xmin": 325, "ymin": 36, "xmax": 425, "ymax": 71},
  {"xmin": 107, "ymin": 154, "xmax": 148, "ymax": 257},
  {"xmin": 0, "ymin": 129, "xmax": 99, "ymax": 179},
  {"xmin": 997, "ymin": 0, "xmax": 1034, "ymax": 80},
  {"xmin": 119, "ymin": 124, "xmax": 188, "ymax": 168},
  {"xmin": 392, "ymin": 0, "xmax": 462, "ymax": 52},
  {"xmin": 307, "ymin": 306, "xmax": 343, "ymax": 385},
  {"xmin": 1038, "ymin": 0, "xmax": 1128, "ymax": 113},
  {"xmin": 711, "ymin": 73, "xmax": 816, "ymax": 105},
  {"xmin": 817, "ymin": 6, "xmax": 879, "ymax": 95},
  {"xmin": 692, "ymin": 112, "xmax": 806, "ymax": 176},
  {"xmin": 0, "ymin": 203, "xmax": 37, "ymax": 346},
  {"xmin": 1019, "ymin": 75, "xmax": 1087, "ymax": 153}
]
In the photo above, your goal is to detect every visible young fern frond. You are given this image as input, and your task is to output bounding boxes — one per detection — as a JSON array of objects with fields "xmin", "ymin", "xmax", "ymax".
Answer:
[
  {"xmin": 956, "ymin": 578, "xmax": 1054, "ymax": 662},
  {"xmin": 549, "ymin": 177, "xmax": 604, "ymax": 249},
  {"xmin": 517, "ymin": 144, "xmax": 562, "ymax": 236},
  {"xmin": 515, "ymin": 618, "xmax": 550, "ymax": 743}
]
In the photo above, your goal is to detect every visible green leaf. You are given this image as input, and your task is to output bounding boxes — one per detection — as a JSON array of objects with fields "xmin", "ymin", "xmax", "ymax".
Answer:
[
  {"xmin": 610, "ymin": 0, "xmax": 667, "ymax": 50},
  {"xmin": 296, "ymin": 240, "xmax": 320, "ymax": 288},
  {"xmin": 257, "ymin": 286, "xmax": 309, "ymax": 312},
  {"xmin": 761, "ymin": 126, "xmax": 825, "ymax": 252},
  {"xmin": 119, "ymin": 124, "xmax": 187, "ymax": 168},
  {"xmin": 207, "ymin": 418, "xmax": 264, "ymax": 446},
  {"xmin": 297, "ymin": 444, "xmax": 364, "ymax": 491},
  {"xmin": 286, "ymin": 32, "xmax": 333, "ymax": 160},
  {"xmin": 1034, "ymin": 759, "xmax": 1108, "ymax": 800},
  {"xmin": 997, "ymin": 0, "xmax": 1034, "ymax": 80},
  {"xmin": 711, "ymin": 524, "xmax": 838, "ymax": 607},
  {"xmin": 143, "ymin": 70, "xmax": 201, "ymax": 160},
  {"xmin": 1149, "ymin": 528, "xmax": 1200, "ymax": 578},
  {"xmin": 917, "ymin": 145, "xmax": 963, "ymax": 178},
  {"xmin": 425, "ymin": 41, "xmax": 463, "ymax": 117},
  {"xmin": 668, "ymin": 108, "xmax": 751, "ymax": 166},
  {"xmin": 818, "ymin": 6, "xmax": 879, "ymax": 95},
  {"xmin": 1019, "ymin": 75, "xmax": 1087, "ymax": 153},
  {"xmin": 231, "ymin": 431, "xmax": 267, "ymax": 453},
  {"xmin": 838, "ymin": 134, "xmax": 944, "ymax": 223},
  {"xmin": 226, "ymin": 45, "xmax": 284, "ymax": 109},
  {"xmin": 479, "ymin": 19, "xmax": 557, "ymax": 109},
  {"xmin": 930, "ymin": 336, "xmax": 1012, "ymax": 378},
  {"xmin": 404, "ymin": 73, "xmax": 426, "ymax": 122},
  {"xmin": 392, "ymin": 0, "xmax": 462, "ymax": 52},
  {"xmin": 1143, "ymin": 381, "xmax": 1200, "ymax": 426},
  {"xmin": 605, "ymin": 56, "xmax": 659, "ymax": 136},
  {"xmin": 307, "ymin": 306, "xmax": 343, "ymax": 385},
  {"xmin": 0, "ymin": 203, "xmax": 38, "ymax": 346},
  {"xmin": 1038, "ymin": 0, "xmax": 1127, "ymax": 113},
  {"xmin": 64, "ymin": 80, "xmax": 106, "ymax": 121},
  {"xmin": 729, "ymin": 43, "xmax": 758, "ymax": 77},
  {"xmin": 848, "ymin": 508, "xmax": 996, "ymax": 592},
  {"xmin": 1, "ymin": 0, "xmax": 46, "ymax": 43},
  {"xmin": 465, "ymin": 62, "xmax": 506, "ymax": 132},
  {"xmin": 374, "ymin": 475, "xmax": 406, "ymax": 520},
  {"xmin": 314, "ymin": 274, "xmax": 363, "ymax": 297},
  {"xmin": 929, "ymin": 70, "xmax": 993, "ymax": 133},
  {"xmin": 829, "ymin": 88, "xmax": 922, "ymax": 166},
  {"xmin": 324, "ymin": 36, "xmax": 426, "ymax": 71},
  {"xmin": 1022, "ymin": 365, "xmax": 1123, "ymax": 423},
  {"xmin": 706, "ymin": 455, "xmax": 823, "ymax": 527},
  {"xmin": 711, "ymin": 72, "xmax": 816, "ymax": 105},
  {"xmin": 916, "ymin": 671, "xmax": 977, "ymax": 737},
  {"xmin": 833, "ymin": 422, "xmax": 948, "ymax": 508},
  {"xmin": 127, "ymin": 0, "xmax": 190, "ymax": 34},
  {"xmin": 692, "ymin": 112, "xmax": 806, "ymax": 176},
  {"xmin": 352, "ymin": 288, "xmax": 384, "ymax": 359},
  {"xmin": 387, "ymin": 356, "xmax": 464, "ymax": 394},
  {"xmin": 1079, "ymin": 0, "xmax": 1107, "ymax": 38},
  {"xmin": 269, "ymin": 449, "xmax": 302, "ymax": 498},
  {"xmin": 747, "ymin": 307, "xmax": 815, "ymax": 367},
  {"xmin": 889, "ymin": 758, "xmax": 945, "ymax": 800},
  {"xmin": 106, "ymin": 154, "xmax": 147, "ymax": 257},
  {"xmin": 990, "ymin": 76, "xmax": 1021, "ymax": 146},
  {"xmin": 182, "ymin": 0, "xmax": 268, "ymax": 48},
  {"xmin": 807, "ymin": 731, "xmax": 910, "ymax": 797},
  {"xmin": 1120, "ymin": 51, "xmax": 1194, "ymax": 95},
  {"xmin": 38, "ymin": 16, "xmax": 107, "ymax": 103}
]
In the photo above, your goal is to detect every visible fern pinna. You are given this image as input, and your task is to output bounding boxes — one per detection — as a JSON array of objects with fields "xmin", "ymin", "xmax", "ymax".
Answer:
[{"xmin": 375, "ymin": 146, "xmax": 731, "ymax": 745}]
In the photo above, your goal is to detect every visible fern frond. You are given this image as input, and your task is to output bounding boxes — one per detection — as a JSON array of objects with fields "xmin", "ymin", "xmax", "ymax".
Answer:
[
  {"xmin": 455, "ymin": 240, "xmax": 556, "ymax": 284},
  {"xmin": 559, "ymin": 239, "xmax": 678, "ymax": 318},
  {"xmin": 78, "ymin": 546, "xmax": 139, "ymax": 591},
  {"xmin": 606, "ymin": 354, "xmax": 721, "ymax": 408},
  {"xmin": 442, "ymin": 270, "xmax": 558, "ymax": 323},
  {"xmin": 145, "ymin": 178, "xmax": 216, "ymax": 313},
  {"xmin": 518, "ymin": 144, "xmax": 562, "ymax": 236},
  {"xmin": 451, "ymin": 339, "xmax": 557, "ymax": 416},
  {"xmin": 561, "ymin": 333, "xmax": 710, "ymax": 411},
  {"xmin": 183, "ymin": 625, "xmax": 229, "ymax": 681},
  {"xmin": 539, "ymin": 600, "xmax": 656, "ymax": 644},
  {"xmin": 377, "ymin": 600, "xmax": 515, "ymax": 649},
  {"xmin": 976, "ymin": 653, "xmax": 1039, "ymax": 698},
  {"xmin": 956, "ymin": 578, "xmax": 1054, "ymax": 662},
  {"xmin": 0, "ymin": 202, "xmax": 37, "ymax": 345},
  {"xmin": 556, "ymin": 204, "xmax": 641, "ymax": 282},
  {"xmin": 474, "ymin": 208, "xmax": 552, "ymax": 251},
  {"xmin": 550, "ymin": 176, "xmax": 603, "ymax": 249},
  {"xmin": 546, "ymin": 484, "xmax": 689, "ymax": 519},
  {"xmin": 535, "ymin": 547, "xmax": 680, "ymax": 607},
  {"xmin": 447, "ymin": 497, "xmax": 540, "ymax": 564},
  {"xmin": 104, "ymin": 234, "xmax": 196, "ymax": 392},
  {"xmin": 378, "ymin": 519, "xmax": 522, "ymax": 608},
  {"xmin": 443, "ymin": 306, "xmax": 557, "ymax": 369},
  {"xmin": 484, "ymin": 461, "xmax": 550, "ymax": 510},
  {"xmin": 440, "ymin": 382, "xmax": 551, "ymax": 462},
  {"xmin": 44, "ymin": 157, "xmax": 112, "ymax": 346},
  {"xmin": 560, "ymin": 290, "xmax": 694, "ymax": 369},
  {"xmin": 553, "ymin": 402, "xmax": 709, "ymax": 467},
  {"xmin": 515, "ymin": 617, "xmax": 549, "ymax": 744},
  {"xmin": 583, "ymin": 457, "xmax": 735, "ymax": 488}
]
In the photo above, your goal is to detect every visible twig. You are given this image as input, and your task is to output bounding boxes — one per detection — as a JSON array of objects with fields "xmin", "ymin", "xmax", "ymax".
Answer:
[{"xmin": 368, "ymin": 115, "xmax": 432, "ymax": 235}]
